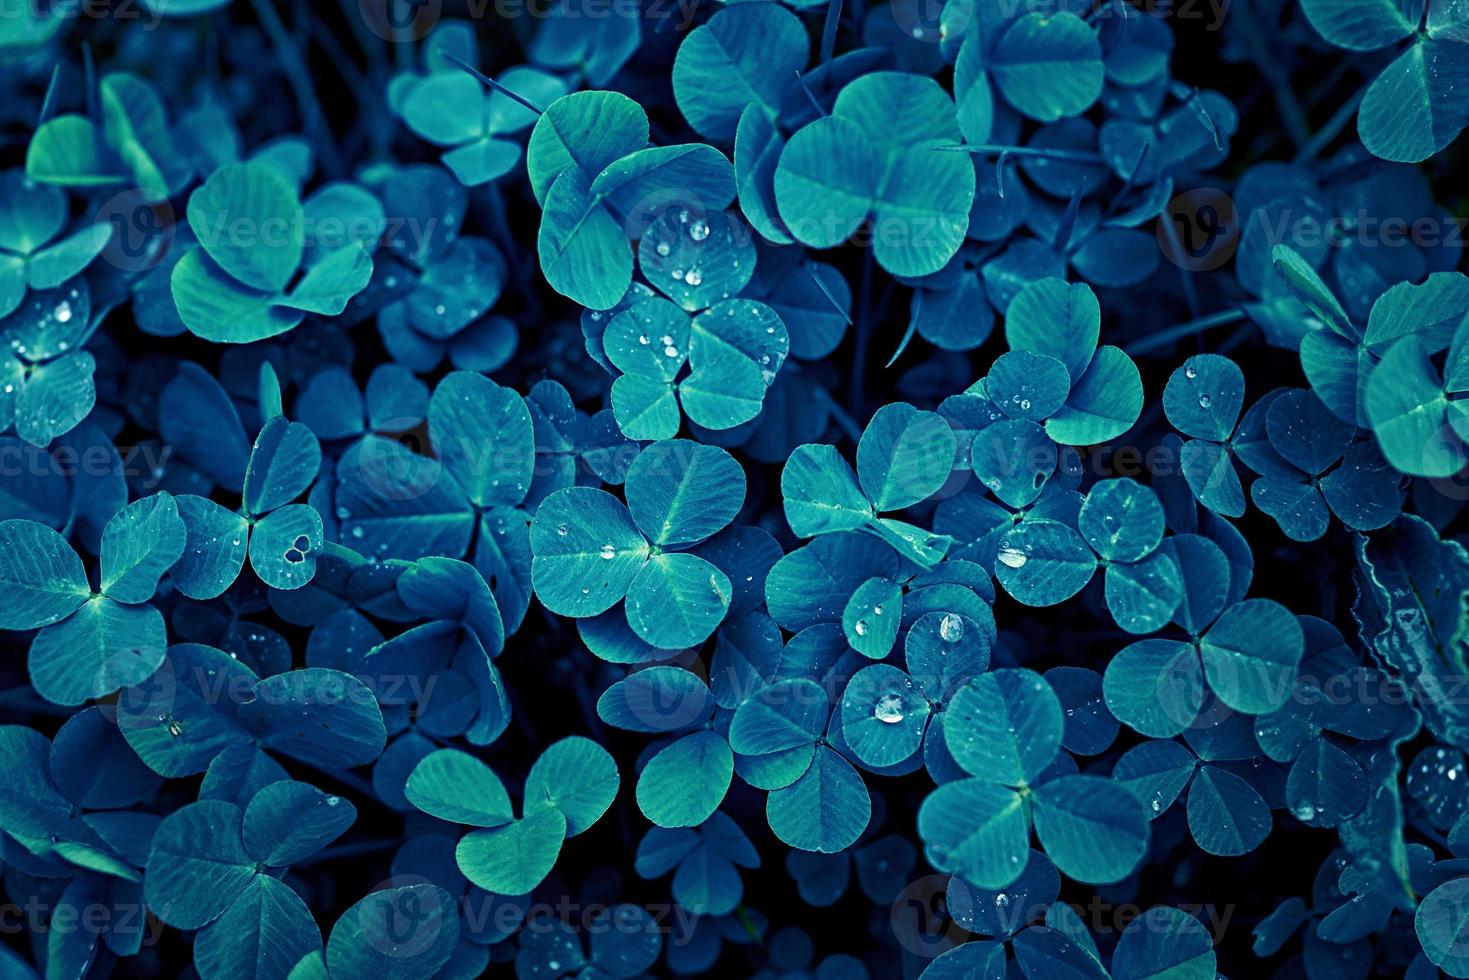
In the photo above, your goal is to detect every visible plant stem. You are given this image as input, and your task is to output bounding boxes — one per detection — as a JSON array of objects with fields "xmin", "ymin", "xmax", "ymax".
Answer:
[
  {"xmin": 820, "ymin": 0, "xmax": 843, "ymax": 65},
  {"xmin": 1125, "ymin": 307, "xmax": 1247, "ymax": 357},
  {"xmin": 849, "ymin": 246, "xmax": 874, "ymax": 417},
  {"xmin": 444, "ymin": 52, "xmax": 545, "ymax": 115},
  {"xmin": 815, "ymin": 388, "xmax": 862, "ymax": 444},
  {"xmin": 1159, "ymin": 215, "xmax": 1201, "ymax": 321},
  {"xmin": 936, "ymin": 143, "xmax": 1105, "ymax": 164},
  {"xmin": 1294, "ymin": 83, "xmax": 1367, "ymax": 165},
  {"xmin": 250, "ymin": 0, "xmax": 340, "ymax": 176}
]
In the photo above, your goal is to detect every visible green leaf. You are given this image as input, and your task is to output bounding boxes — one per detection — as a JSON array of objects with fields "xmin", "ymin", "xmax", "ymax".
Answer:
[
  {"xmin": 29, "ymin": 597, "xmax": 165, "ymax": 706},
  {"xmin": 842, "ymin": 577, "xmax": 902, "ymax": 659},
  {"xmin": 624, "ymin": 552, "xmax": 732, "ymax": 648},
  {"xmin": 636, "ymin": 730, "xmax": 732, "ymax": 828},
  {"xmin": 249, "ymin": 504, "xmax": 323, "ymax": 591},
  {"xmin": 526, "ymin": 91, "xmax": 649, "ymax": 205},
  {"xmin": 242, "ymin": 781, "xmax": 355, "ymax": 866},
  {"xmin": 766, "ymin": 746, "xmax": 870, "ymax": 853},
  {"xmin": 945, "ymin": 668, "xmax": 1063, "ymax": 785},
  {"xmin": 1300, "ymin": 0, "xmax": 1422, "ymax": 50},
  {"xmin": 324, "ymin": 884, "xmax": 458, "ymax": 980},
  {"xmin": 1270, "ymin": 245, "xmax": 1355, "ymax": 339},
  {"xmin": 524, "ymin": 735, "xmax": 619, "ymax": 836},
  {"xmin": 531, "ymin": 487, "xmax": 650, "ymax": 617},
  {"xmin": 404, "ymin": 749, "xmax": 513, "ymax": 827},
  {"xmin": 1079, "ymin": 479, "xmax": 1165, "ymax": 563},
  {"xmin": 840, "ymin": 663, "xmax": 926, "ymax": 767},
  {"xmin": 1365, "ymin": 336, "xmax": 1462, "ymax": 477},
  {"xmin": 537, "ymin": 169, "xmax": 632, "ymax": 311},
  {"xmin": 990, "ymin": 13, "xmax": 1105, "ymax": 122},
  {"xmin": 625, "ymin": 440, "xmax": 746, "ymax": 547},
  {"xmin": 1031, "ymin": 775, "xmax": 1150, "ymax": 884},
  {"xmin": 1186, "ymin": 765, "xmax": 1272, "ymax": 856},
  {"xmin": 1045, "ymin": 346, "xmax": 1143, "ymax": 445},
  {"xmin": 0, "ymin": 519, "xmax": 89, "ymax": 630},
  {"xmin": 243, "ymin": 419, "xmax": 321, "ymax": 518},
  {"xmin": 13, "ymin": 351, "xmax": 96, "ymax": 446},
  {"xmin": 144, "ymin": 800, "xmax": 256, "ymax": 929},
  {"xmin": 672, "ymin": 4, "xmax": 808, "ymax": 140},
  {"xmin": 457, "ymin": 806, "xmax": 567, "ymax": 894},
  {"xmin": 187, "ymin": 162, "xmax": 303, "ymax": 293},
  {"xmin": 1103, "ymin": 639, "xmax": 1203, "ymax": 737},
  {"xmin": 995, "ymin": 519, "xmax": 1098, "ymax": 607},
  {"xmin": 916, "ymin": 777, "xmax": 1030, "ymax": 889},
  {"xmin": 1417, "ymin": 878, "xmax": 1469, "ymax": 977},
  {"xmin": 172, "ymin": 495, "xmax": 250, "ymax": 601},
  {"xmin": 782, "ymin": 443, "xmax": 874, "ymax": 537},
  {"xmin": 1005, "ymin": 278, "xmax": 1100, "ymax": 384},
  {"xmin": 428, "ymin": 372, "xmax": 534, "ymax": 509},
  {"xmin": 193, "ymin": 876, "xmax": 321, "ymax": 980},
  {"xmin": 170, "ymin": 248, "xmax": 303, "ymax": 344},
  {"xmin": 1199, "ymin": 599, "xmax": 1303, "ymax": 713},
  {"xmin": 1358, "ymin": 38, "xmax": 1469, "ymax": 163},
  {"xmin": 1111, "ymin": 906, "xmax": 1217, "ymax": 980},
  {"xmin": 857, "ymin": 403, "xmax": 956, "ymax": 512}
]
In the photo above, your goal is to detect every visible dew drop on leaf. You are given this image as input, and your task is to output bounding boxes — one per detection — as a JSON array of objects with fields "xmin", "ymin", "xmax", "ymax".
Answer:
[{"xmin": 873, "ymin": 693, "xmax": 905, "ymax": 724}]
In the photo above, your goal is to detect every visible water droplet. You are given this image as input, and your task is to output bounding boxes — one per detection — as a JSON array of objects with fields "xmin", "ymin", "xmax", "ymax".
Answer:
[
  {"xmin": 1294, "ymin": 803, "xmax": 1316, "ymax": 821},
  {"xmin": 655, "ymin": 241, "xmax": 671, "ymax": 257},
  {"xmin": 599, "ymin": 543, "xmax": 616, "ymax": 560},
  {"xmin": 664, "ymin": 345, "xmax": 679, "ymax": 358},
  {"xmin": 638, "ymin": 335, "xmax": 649, "ymax": 345},
  {"xmin": 995, "ymin": 893, "xmax": 1010, "ymax": 908},
  {"xmin": 54, "ymin": 301, "xmax": 72, "ymax": 323},
  {"xmin": 689, "ymin": 219, "xmax": 710, "ymax": 241},
  {"xmin": 1184, "ymin": 366, "xmax": 1197, "ymax": 379},
  {"xmin": 684, "ymin": 268, "xmax": 703, "ymax": 286},
  {"xmin": 854, "ymin": 620, "xmax": 869, "ymax": 636},
  {"xmin": 325, "ymin": 795, "xmax": 341, "ymax": 806},
  {"xmin": 1198, "ymin": 394, "xmax": 1212, "ymax": 408},
  {"xmin": 556, "ymin": 523, "xmax": 569, "ymax": 537},
  {"xmin": 939, "ymin": 613, "xmax": 965, "ymax": 642},
  {"xmin": 351, "ymin": 526, "xmax": 365, "ymax": 539},
  {"xmin": 997, "ymin": 548, "xmax": 1028, "ymax": 569},
  {"xmin": 874, "ymin": 693, "xmax": 905, "ymax": 724}
]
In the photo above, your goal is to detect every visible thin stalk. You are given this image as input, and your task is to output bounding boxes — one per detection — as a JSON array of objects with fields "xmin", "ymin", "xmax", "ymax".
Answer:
[
  {"xmin": 934, "ymin": 143, "xmax": 1106, "ymax": 164},
  {"xmin": 793, "ymin": 70, "xmax": 827, "ymax": 118},
  {"xmin": 804, "ymin": 264, "xmax": 852, "ymax": 325},
  {"xmin": 849, "ymin": 245, "xmax": 874, "ymax": 417},
  {"xmin": 820, "ymin": 0, "xmax": 843, "ymax": 65},
  {"xmin": 1160, "ymin": 214, "xmax": 1201, "ymax": 321},
  {"xmin": 444, "ymin": 52, "xmax": 546, "ymax": 115},
  {"xmin": 1125, "ymin": 307, "xmax": 1247, "ymax": 357},
  {"xmin": 815, "ymin": 389, "xmax": 863, "ymax": 444},
  {"xmin": 250, "ymin": 0, "xmax": 340, "ymax": 175},
  {"xmin": 1294, "ymin": 83, "xmax": 1367, "ymax": 165}
]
